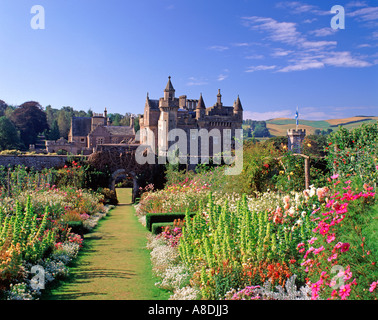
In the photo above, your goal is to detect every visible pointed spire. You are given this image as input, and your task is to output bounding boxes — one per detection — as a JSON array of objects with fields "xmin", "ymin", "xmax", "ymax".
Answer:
[
  {"xmin": 196, "ymin": 93, "xmax": 206, "ymax": 109},
  {"xmin": 234, "ymin": 95, "xmax": 243, "ymax": 111},
  {"xmin": 145, "ymin": 92, "xmax": 152, "ymax": 109},
  {"xmin": 165, "ymin": 76, "xmax": 175, "ymax": 92}
]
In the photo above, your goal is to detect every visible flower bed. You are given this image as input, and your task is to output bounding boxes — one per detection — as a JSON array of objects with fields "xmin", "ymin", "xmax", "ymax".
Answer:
[
  {"xmin": 0, "ymin": 183, "xmax": 109, "ymax": 300},
  {"xmin": 143, "ymin": 175, "xmax": 377, "ymax": 300}
]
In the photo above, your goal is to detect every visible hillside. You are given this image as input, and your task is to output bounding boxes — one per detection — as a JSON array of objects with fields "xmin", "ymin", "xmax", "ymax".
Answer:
[{"xmin": 265, "ymin": 116, "xmax": 378, "ymax": 137}]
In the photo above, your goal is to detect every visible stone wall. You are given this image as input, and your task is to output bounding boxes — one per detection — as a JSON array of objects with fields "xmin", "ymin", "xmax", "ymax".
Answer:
[{"xmin": 0, "ymin": 155, "xmax": 74, "ymax": 171}]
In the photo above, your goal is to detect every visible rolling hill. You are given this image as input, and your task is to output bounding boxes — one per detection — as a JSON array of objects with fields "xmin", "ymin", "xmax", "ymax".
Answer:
[{"xmin": 265, "ymin": 116, "xmax": 378, "ymax": 137}]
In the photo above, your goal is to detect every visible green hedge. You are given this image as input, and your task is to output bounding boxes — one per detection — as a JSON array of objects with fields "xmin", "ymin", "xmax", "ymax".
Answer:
[
  {"xmin": 67, "ymin": 221, "xmax": 85, "ymax": 236},
  {"xmin": 145, "ymin": 212, "xmax": 195, "ymax": 231},
  {"xmin": 152, "ymin": 222, "xmax": 174, "ymax": 235}
]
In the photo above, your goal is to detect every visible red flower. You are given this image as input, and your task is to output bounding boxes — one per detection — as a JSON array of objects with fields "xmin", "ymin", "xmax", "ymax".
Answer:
[{"xmin": 340, "ymin": 243, "xmax": 350, "ymax": 253}]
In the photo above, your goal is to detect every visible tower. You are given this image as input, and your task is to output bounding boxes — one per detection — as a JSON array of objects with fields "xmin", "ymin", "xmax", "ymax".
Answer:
[
  {"xmin": 233, "ymin": 95, "xmax": 243, "ymax": 120},
  {"xmin": 287, "ymin": 129, "xmax": 306, "ymax": 153},
  {"xmin": 164, "ymin": 76, "xmax": 175, "ymax": 101},
  {"xmin": 196, "ymin": 93, "xmax": 206, "ymax": 120},
  {"xmin": 216, "ymin": 89, "xmax": 223, "ymax": 107},
  {"xmin": 158, "ymin": 76, "xmax": 179, "ymax": 156}
]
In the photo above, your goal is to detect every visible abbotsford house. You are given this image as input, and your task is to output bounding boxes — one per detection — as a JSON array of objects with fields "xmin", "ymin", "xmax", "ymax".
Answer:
[{"xmin": 46, "ymin": 77, "xmax": 243, "ymax": 156}]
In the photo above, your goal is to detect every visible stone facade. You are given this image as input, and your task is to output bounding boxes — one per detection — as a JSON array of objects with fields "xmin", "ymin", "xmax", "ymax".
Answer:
[
  {"xmin": 139, "ymin": 77, "xmax": 243, "ymax": 159},
  {"xmin": 46, "ymin": 110, "xmax": 135, "ymax": 155},
  {"xmin": 287, "ymin": 129, "xmax": 306, "ymax": 153}
]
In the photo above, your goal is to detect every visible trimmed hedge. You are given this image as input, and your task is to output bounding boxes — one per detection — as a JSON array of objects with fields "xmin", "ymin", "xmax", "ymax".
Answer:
[
  {"xmin": 152, "ymin": 222, "xmax": 174, "ymax": 235},
  {"xmin": 146, "ymin": 212, "xmax": 196, "ymax": 232},
  {"xmin": 67, "ymin": 221, "xmax": 85, "ymax": 236}
]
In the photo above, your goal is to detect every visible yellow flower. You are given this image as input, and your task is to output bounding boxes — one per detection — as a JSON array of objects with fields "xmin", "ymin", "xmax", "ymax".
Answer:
[
  {"xmin": 307, "ymin": 143, "xmax": 312, "ymax": 147},
  {"xmin": 290, "ymin": 172, "xmax": 294, "ymax": 176}
]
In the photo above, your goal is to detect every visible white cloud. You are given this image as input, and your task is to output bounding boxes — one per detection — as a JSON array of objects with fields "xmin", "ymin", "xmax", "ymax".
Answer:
[
  {"xmin": 271, "ymin": 48, "xmax": 293, "ymax": 57},
  {"xmin": 243, "ymin": 110, "xmax": 293, "ymax": 121},
  {"xmin": 303, "ymin": 18, "xmax": 318, "ymax": 24},
  {"xmin": 217, "ymin": 74, "xmax": 228, "ymax": 81},
  {"xmin": 207, "ymin": 45, "xmax": 229, "ymax": 52},
  {"xmin": 322, "ymin": 51, "xmax": 373, "ymax": 67},
  {"xmin": 241, "ymin": 14, "xmax": 374, "ymax": 73},
  {"xmin": 245, "ymin": 65, "xmax": 277, "ymax": 72},
  {"xmin": 301, "ymin": 40, "xmax": 337, "ymax": 49},
  {"xmin": 309, "ymin": 27, "xmax": 338, "ymax": 37},
  {"xmin": 245, "ymin": 54, "xmax": 265, "ymax": 59},
  {"xmin": 242, "ymin": 16, "xmax": 303, "ymax": 45},
  {"xmin": 346, "ymin": 1, "xmax": 368, "ymax": 8},
  {"xmin": 278, "ymin": 60, "xmax": 324, "ymax": 72},
  {"xmin": 232, "ymin": 42, "xmax": 251, "ymax": 47},
  {"xmin": 349, "ymin": 6, "xmax": 378, "ymax": 21},
  {"xmin": 276, "ymin": 1, "xmax": 330, "ymax": 16},
  {"xmin": 186, "ymin": 77, "xmax": 208, "ymax": 86}
]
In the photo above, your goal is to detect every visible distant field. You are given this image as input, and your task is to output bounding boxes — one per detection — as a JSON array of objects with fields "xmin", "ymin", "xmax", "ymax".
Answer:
[{"xmin": 265, "ymin": 116, "xmax": 378, "ymax": 137}]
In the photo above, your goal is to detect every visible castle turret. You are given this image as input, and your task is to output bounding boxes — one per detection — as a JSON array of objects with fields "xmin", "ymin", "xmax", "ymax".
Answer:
[
  {"xmin": 164, "ymin": 76, "xmax": 175, "ymax": 101},
  {"xmin": 287, "ymin": 129, "xmax": 306, "ymax": 153},
  {"xmin": 233, "ymin": 95, "xmax": 243, "ymax": 120},
  {"xmin": 216, "ymin": 89, "xmax": 223, "ymax": 107},
  {"xmin": 196, "ymin": 93, "xmax": 206, "ymax": 120}
]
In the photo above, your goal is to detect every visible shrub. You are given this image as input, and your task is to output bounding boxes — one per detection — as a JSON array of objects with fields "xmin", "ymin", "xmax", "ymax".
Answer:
[
  {"xmin": 152, "ymin": 223, "xmax": 174, "ymax": 235},
  {"xmin": 146, "ymin": 213, "xmax": 194, "ymax": 232}
]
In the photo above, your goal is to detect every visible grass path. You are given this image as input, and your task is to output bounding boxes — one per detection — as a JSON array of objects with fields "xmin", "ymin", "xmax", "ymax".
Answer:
[{"xmin": 46, "ymin": 188, "xmax": 170, "ymax": 300}]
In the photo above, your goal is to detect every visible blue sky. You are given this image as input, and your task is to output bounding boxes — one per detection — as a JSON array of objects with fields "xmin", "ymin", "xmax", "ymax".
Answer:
[{"xmin": 0, "ymin": 0, "xmax": 377, "ymax": 120}]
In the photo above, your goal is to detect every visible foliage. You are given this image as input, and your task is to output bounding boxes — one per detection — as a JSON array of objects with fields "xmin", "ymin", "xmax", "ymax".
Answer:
[
  {"xmin": 10, "ymin": 102, "xmax": 49, "ymax": 149},
  {"xmin": 0, "ymin": 117, "xmax": 22, "ymax": 151},
  {"xmin": 326, "ymin": 123, "xmax": 378, "ymax": 186}
]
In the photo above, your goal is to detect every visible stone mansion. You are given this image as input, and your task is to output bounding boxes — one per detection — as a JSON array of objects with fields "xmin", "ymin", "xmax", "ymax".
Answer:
[
  {"xmin": 139, "ymin": 77, "xmax": 243, "ymax": 157},
  {"xmin": 46, "ymin": 77, "xmax": 243, "ymax": 156}
]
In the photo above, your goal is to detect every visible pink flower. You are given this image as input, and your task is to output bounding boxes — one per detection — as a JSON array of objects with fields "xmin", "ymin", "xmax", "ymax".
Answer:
[
  {"xmin": 313, "ymin": 246, "xmax": 325, "ymax": 254},
  {"xmin": 343, "ymin": 266, "xmax": 353, "ymax": 281},
  {"xmin": 328, "ymin": 253, "xmax": 338, "ymax": 262},
  {"xmin": 308, "ymin": 237, "xmax": 317, "ymax": 245},
  {"xmin": 304, "ymin": 247, "xmax": 315, "ymax": 259},
  {"xmin": 339, "ymin": 284, "xmax": 351, "ymax": 300},
  {"xmin": 319, "ymin": 224, "xmax": 330, "ymax": 235},
  {"xmin": 334, "ymin": 242, "xmax": 343, "ymax": 249},
  {"xmin": 297, "ymin": 242, "xmax": 305, "ymax": 249},
  {"xmin": 310, "ymin": 279, "xmax": 323, "ymax": 300},
  {"xmin": 369, "ymin": 281, "xmax": 377, "ymax": 293},
  {"xmin": 331, "ymin": 174, "xmax": 339, "ymax": 180},
  {"xmin": 327, "ymin": 233, "xmax": 336, "ymax": 244}
]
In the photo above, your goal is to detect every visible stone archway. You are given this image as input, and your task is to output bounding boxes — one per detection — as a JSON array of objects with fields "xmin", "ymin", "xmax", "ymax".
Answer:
[{"xmin": 110, "ymin": 169, "xmax": 140, "ymax": 203}]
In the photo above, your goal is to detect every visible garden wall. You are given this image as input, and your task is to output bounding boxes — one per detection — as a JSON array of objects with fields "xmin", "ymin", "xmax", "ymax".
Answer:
[{"xmin": 0, "ymin": 155, "xmax": 70, "ymax": 171}]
